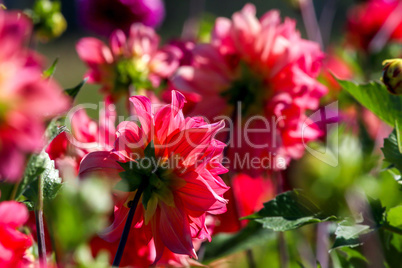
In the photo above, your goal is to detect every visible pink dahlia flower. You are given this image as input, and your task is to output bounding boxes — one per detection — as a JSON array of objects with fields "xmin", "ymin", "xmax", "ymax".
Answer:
[
  {"xmin": 46, "ymin": 98, "xmax": 116, "ymax": 178},
  {"xmin": 173, "ymin": 4, "xmax": 327, "ymax": 176},
  {"xmin": 77, "ymin": 0, "xmax": 165, "ymax": 37},
  {"xmin": 76, "ymin": 23, "xmax": 181, "ymax": 101},
  {"xmin": 347, "ymin": 0, "xmax": 402, "ymax": 51},
  {"xmin": 0, "ymin": 201, "xmax": 32, "ymax": 267},
  {"xmin": 79, "ymin": 91, "xmax": 229, "ymax": 263},
  {"xmin": 0, "ymin": 10, "xmax": 69, "ymax": 182}
]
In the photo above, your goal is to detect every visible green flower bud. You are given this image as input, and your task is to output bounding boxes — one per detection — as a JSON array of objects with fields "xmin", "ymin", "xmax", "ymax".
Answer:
[
  {"xmin": 382, "ymin": 58, "xmax": 402, "ymax": 95},
  {"xmin": 32, "ymin": 0, "xmax": 67, "ymax": 42}
]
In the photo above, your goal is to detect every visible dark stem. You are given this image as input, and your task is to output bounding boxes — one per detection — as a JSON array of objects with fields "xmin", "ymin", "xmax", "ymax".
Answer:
[
  {"xmin": 246, "ymin": 249, "xmax": 256, "ymax": 268},
  {"xmin": 112, "ymin": 183, "xmax": 146, "ymax": 267},
  {"xmin": 383, "ymin": 223, "xmax": 402, "ymax": 236},
  {"xmin": 35, "ymin": 175, "xmax": 46, "ymax": 267},
  {"xmin": 278, "ymin": 232, "xmax": 289, "ymax": 268}
]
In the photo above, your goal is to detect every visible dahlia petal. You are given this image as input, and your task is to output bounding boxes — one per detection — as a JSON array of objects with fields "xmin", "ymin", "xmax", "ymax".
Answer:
[
  {"xmin": 129, "ymin": 95, "xmax": 153, "ymax": 137},
  {"xmin": 76, "ymin": 37, "xmax": 113, "ymax": 65},
  {"xmin": 0, "ymin": 201, "xmax": 29, "ymax": 227},
  {"xmin": 158, "ymin": 200, "xmax": 195, "ymax": 258},
  {"xmin": 115, "ymin": 121, "xmax": 146, "ymax": 159},
  {"xmin": 178, "ymin": 171, "xmax": 223, "ymax": 212},
  {"xmin": 110, "ymin": 29, "xmax": 127, "ymax": 56},
  {"xmin": 78, "ymin": 151, "xmax": 123, "ymax": 179}
]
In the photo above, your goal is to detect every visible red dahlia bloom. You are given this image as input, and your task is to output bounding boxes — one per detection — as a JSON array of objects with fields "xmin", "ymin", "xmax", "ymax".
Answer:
[
  {"xmin": 347, "ymin": 0, "xmax": 402, "ymax": 51},
  {"xmin": 173, "ymin": 4, "xmax": 327, "ymax": 176},
  {"xmin": 0, "ymin": 201, "xmax": 32, "ymax": 267},
  {"xmin": 214, "ymin": 174, "xmax": 274, "ymax": 234},
  {"xmin": 79, "ymin": 91, "xmax": 229, "ymax": 263}
]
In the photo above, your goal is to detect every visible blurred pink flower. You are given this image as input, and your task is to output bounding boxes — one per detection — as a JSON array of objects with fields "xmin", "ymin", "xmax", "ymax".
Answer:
[
  {"xmin": 79, "ymin": 91, "xmax": 229, "ymax": 263},
  {"xmin": 214, "ymin": 174, "xmax": 274, "ymax": 234},
  {"xmin": 77, "ymin": 0, "xmax": 165, "ymax": 37},
  {"xmin": 173, "ymin": 4, "xmax": 327, "ymax": 176},
  {"xmin": 0, "ymin": 10, "xmax": 69, "ymax": 182},
  {"xmin": 0, "ymin": 201, "xmax": 32, "ymax": 267},
  {"xmin": 76, "ymin": 23, "xmax": 181, "ymax": 101},
  {"xmin": 347, "ymin": 0, "xmax": 402, "ymax": 51},
  {"xmin": 320, "ymin": 51, "xmax": 353, "ymax": 92}
]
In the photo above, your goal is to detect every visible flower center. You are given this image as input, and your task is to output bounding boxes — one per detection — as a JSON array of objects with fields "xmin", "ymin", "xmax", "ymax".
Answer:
[
  {"xmin": 119, "ymin": 142, "xmax": 186, "ymax": 224},
  {"xmin": 221, "ymin": 62, "xmax": 268, "ymax": 118},
  {"xmin": 114, "ymin": 57, "xmax": 151, "ymax": 93}
]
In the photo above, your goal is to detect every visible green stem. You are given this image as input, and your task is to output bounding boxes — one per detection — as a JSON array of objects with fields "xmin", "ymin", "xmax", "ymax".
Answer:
[
  {"xmin": 10, "ymin": 182, "xmax": 19, "ymax": 200},
  {"xmin": 35, "ymin": 175, "xmax": 46, "ymax": 267},
  {"xmin": 383, "ymin": 223, "xmax": 402, "ymax": 236}
]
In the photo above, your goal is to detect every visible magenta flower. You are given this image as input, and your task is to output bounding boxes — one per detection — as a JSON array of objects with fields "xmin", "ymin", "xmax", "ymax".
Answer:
[
  {"xmin": 79, "ymin": 91, "xmax": 229, "ymax": 263},
  {"xmin": 173, "ymin": 4, "xmax": 327, "ymax": 176},
  {"xmin": 0, "ymin": 201, "xmax": 32, "ymax": 267},
  {"xmin": 77, "ymin": 0, "xmax": 165, "ymax": 37},
  {"xmin": 76, "ymin": 23, "xmax": 181, "ymax": 101},
  {"xmin": 0, "ymin": 10, "xmax": 69, "ymax": 182}
]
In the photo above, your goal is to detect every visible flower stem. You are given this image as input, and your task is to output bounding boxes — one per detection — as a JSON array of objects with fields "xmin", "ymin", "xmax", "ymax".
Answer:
[
  {"xmin": 246, "ymin": 249, "xmax": 256, "ymax": 268},
  {"xmin": 112, "ymin": 183, "xmax": 146, "ymax": 267},
  {"xmin": 35, "ymin": 175, "xmax": 46, "ymax": 267},
  {"xmin": 383, "ymin": 223, "xmax": 402, "ymax": 236}
]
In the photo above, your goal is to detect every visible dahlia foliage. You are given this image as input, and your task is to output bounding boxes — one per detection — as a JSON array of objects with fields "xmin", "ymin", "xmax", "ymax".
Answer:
[{"xmin": 1, "ymin": 1, "xmax": 402, "ymax": 267}]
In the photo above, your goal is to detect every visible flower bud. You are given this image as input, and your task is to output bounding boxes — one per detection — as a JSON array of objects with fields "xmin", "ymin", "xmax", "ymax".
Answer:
[
  {"xmin": 32, "ymin": 0, "xmax": 67, "ymax": 42},
  {"xmin": 382, "ymin": 59, "xmax": 402, "ymax": 95}
]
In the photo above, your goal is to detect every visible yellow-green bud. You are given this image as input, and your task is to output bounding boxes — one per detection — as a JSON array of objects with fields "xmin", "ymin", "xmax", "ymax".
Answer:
[
  {"xmin": 32, "ymin": 0, "xmax": 67, "ymax": 42},
  {"xmin": 382, "ymin": 58, "xmax": 402, "ymax": 95}
]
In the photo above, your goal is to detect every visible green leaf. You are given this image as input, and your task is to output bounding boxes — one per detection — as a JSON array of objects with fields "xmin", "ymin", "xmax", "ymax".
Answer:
[
  {"xmin": 332, "ymin": 198, "xmax": 387, "ymax": 250},
  {"xmin": 44, "ymin": 117, "xmax": 66, "ymax": 145},
  {"xmin": 14, "ymin": 118, "xmax": 66, "ymax": 200},
  {"xmin": 43, "ymin": 57, "xmax": 59, "ymax": 78},
  {"xmin": 202, "ymin": 221, "xmax": 274, "ymax": 263},
  {"xmin": 142, "ymin": 184, "xmax": 153, "ymax": 210},
  {"xmin": 332, "ymin": 221, "xmax": 372, "ymax": 249},
  {"xmin": 382, "ymin": 130, "xmax": 402, "ymax": 178},
  {"xmin": 243, "ymin": 190, "xmax": 337, "ymax": 231},
  {"xmin": 144, "ymin": 141, "xmax": 156, "ymax": 160},
  {"xmin": 336, "ymin": 247, "xmax": 368, "ymax": 267},
  {"xmin": 115, "ymin": 162, "xmax": 144, "ymax": 192},
  {"xmin": 387, "ymin": 206, "xmax": 402, "ymax": 228},
  {"xmin": 384, "ymin": 206, "xmax": 402, "ymax": 250},
  {"xmin": 338, "ymin": 79, "xmax": 402, "ymax": 129},
  {"xmin": 65, "ymin": 78, "xmax": 87, "ymax": 99},
  {"xmin": 339, "ymin": 78, "xmax": 402, "ymax": 154},
  {"xmin": 21, "ymin": 151, "xmax": 62, "ymax": 204}
]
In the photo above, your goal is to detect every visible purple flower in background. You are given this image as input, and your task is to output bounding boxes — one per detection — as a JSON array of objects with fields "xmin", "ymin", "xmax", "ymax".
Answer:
[{"xmin": 77, "ymin": 0, "xmax": 165, "ymax": 36}]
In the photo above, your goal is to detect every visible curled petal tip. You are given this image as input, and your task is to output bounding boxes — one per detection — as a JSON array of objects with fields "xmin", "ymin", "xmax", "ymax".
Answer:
[{"xmin": 191, "ymin": 248, "xmax": 198, "ymax": 260}]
